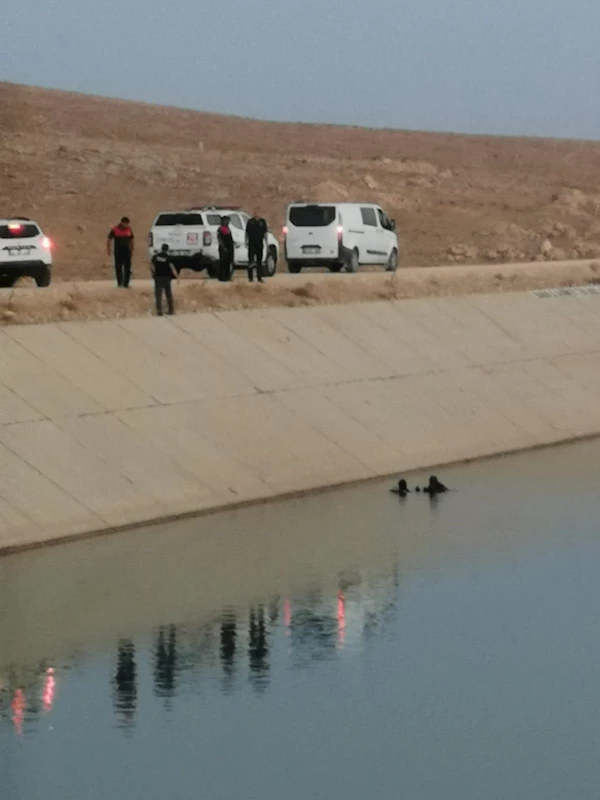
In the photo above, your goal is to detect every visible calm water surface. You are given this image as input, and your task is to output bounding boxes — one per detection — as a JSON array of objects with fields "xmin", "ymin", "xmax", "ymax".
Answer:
[{"xmin": 2, "ymin": 440, "xmax": 600, "ymax": 799}]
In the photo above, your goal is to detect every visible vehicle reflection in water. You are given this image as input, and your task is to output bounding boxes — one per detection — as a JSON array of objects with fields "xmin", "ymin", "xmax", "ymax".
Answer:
[{"xmin": 0, "ymin": 568, "xmax": 398, "ymax": 736}]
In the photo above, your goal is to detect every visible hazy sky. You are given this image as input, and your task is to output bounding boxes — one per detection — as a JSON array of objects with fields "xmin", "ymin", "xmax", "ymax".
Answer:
[{"xmin": 3, "ymin": 0, "xmax": 599, "ymax": 139}]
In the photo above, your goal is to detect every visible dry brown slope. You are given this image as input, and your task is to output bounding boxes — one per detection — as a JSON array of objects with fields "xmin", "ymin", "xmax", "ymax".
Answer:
[{"xmin": 2, "ymin": 81, "xmax": 600, "ymax": 281}]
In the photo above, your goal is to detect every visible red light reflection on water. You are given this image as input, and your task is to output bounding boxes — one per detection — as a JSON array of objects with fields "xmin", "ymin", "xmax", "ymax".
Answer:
[
  {"xmin": 43, "ymin": 668, "xmax": 56, "ymax": 712},
  {"xmin": 11, "ymin": 689, "xmax": 25, "ymax": 736},
  {"xmin": 337, "ymin": 591, "xmax": 346, "ymax": 648}
]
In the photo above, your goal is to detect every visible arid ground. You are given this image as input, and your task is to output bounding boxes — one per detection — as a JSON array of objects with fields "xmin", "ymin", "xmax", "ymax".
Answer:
[{"xmin": 3, "ymin": 81, "xmax": 600, "ymax": 285}]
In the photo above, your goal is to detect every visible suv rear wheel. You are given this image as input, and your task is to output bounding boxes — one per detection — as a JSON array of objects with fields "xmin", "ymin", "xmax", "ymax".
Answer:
[
  {"xmin": 35, "ymin": 267, "xmax": 51, "ymax": 287},
  {"xmin": 287, "ymin": 261, "xmax": 302, "ymax": 274}
]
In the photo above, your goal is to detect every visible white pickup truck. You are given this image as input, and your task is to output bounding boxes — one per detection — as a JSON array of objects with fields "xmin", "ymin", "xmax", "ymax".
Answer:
[{"xmin": 148, "ymin": 207, "xmax": 279, "ymax": 279}]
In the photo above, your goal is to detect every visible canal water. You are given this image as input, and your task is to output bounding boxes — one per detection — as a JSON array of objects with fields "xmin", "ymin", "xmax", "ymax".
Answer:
[{"xmin": 1, "ymin": 439, "xmax": 600, "ymax": 800}]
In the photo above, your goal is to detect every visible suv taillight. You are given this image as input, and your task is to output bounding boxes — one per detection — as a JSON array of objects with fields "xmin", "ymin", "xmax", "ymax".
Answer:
[
  {"xmin": 203, "ymin": 231, "xmax": 212, "ymax": 246},
  {"xmin": 148, "ymin": 232, "xmax": 153, "ymax": 247},
  {"xmin": 41, "ymin": 237, "xmax": 52, "ymax": 249}
]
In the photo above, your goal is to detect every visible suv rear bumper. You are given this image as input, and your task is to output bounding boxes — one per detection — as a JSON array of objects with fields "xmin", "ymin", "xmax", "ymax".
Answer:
[{"xmin": 0, "ymin": 260, "xmax": 50, "ymax": 274}]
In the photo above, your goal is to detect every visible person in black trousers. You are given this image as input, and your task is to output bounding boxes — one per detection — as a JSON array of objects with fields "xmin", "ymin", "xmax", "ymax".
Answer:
[
  {"xmin": 151, "ymin": 244, "xmax": 179, "ymax": 315},
  {"xmin": 217, "ymin": 216, "xmax": 235, "ymax": 281},
  {"xmin": 107, "ymin": 216, "xmax": 134, "ymax": 287},
  {"xmin": 245, "ymin": 210, "xmax": 268, "ymax": 282}
]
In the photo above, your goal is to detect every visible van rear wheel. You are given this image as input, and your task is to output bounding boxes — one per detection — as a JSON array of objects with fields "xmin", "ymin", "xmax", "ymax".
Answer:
[
  {"xmin": 287, "ymin": 262, "xmax": 302, "ymax": 274},
  {"xmin": 345, "ymin": 249, "xmax": 359, "ymax": 273}
]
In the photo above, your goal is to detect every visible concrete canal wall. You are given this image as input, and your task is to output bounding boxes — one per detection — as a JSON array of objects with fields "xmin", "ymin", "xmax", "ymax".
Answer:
[{"xmin": 2, "ymin": 288, "xmax": 600, "ymax": 552}]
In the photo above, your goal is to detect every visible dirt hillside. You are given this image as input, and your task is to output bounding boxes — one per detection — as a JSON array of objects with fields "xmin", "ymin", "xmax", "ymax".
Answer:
[{"xmin": 2, "ymin": 81, "xmax": 600, "ymax": 281}]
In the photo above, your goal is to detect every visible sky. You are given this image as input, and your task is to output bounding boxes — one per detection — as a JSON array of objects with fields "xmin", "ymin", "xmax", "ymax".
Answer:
[{"xmin": 2, "ymin": 0, "xmax": 599, "ymax": 139}]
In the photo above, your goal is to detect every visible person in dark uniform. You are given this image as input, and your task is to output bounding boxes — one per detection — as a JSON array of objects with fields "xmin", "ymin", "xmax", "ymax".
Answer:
[
  {"xmin": 151, "ymin": 244, "xmax": 179, "ymax": 315},
  {"xmin": 245, "ymin": 209, "xmax": 268, "ymax": 282},
  {"xmin": 107, "ymin": 216, "xmax": 134, "ymax": 287},
  {"xmin": 217, "ymin": 216, "xmax": 234, "ymax": 282}
]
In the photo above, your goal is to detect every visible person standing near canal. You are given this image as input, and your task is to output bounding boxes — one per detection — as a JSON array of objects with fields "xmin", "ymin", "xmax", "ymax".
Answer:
[
  {"xmin": 245, "ymin": 210, "xmax": 268, "ymax": 283},
  {"xmin": 151, "ymin": 244, "xmax": 179, "ymax": 315},
  {"xmin": 107, "ymin": 216, "xmax": 135, "ymax": 288},
  {"xmin": 217, "ymin": 216, "xmax": 235, "ymax": 282}
]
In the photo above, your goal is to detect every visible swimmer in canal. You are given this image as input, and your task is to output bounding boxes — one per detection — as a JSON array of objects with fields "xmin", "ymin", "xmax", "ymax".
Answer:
[
  {"xmin": 390, "ymin": 479, "xmax": 410, "ymax": 498},
  {"xmin": 419, "ymin": 475, "xmax": 448, "ymax": 496}
]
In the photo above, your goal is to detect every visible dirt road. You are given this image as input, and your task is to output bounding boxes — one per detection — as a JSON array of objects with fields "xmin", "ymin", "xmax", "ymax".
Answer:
[{"xmin": 1, "ymin": 260, "xmax": 598, "ymax": 326}]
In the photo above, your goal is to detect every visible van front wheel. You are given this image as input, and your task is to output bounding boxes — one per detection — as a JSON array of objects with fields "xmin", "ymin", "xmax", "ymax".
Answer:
[
  {"xmin": 345, "ymin": 249, "xmax": 359, "ymax": 273},
  {"xmin": 386, "ymin": 249, "xmax": 398, "ymax": 272}
]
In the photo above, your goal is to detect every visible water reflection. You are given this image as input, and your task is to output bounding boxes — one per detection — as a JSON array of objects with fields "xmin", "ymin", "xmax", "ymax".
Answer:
[
  {"xmin": 153, "ymin": 626, "xmax": 178, "ymax": 700},
  {"xmin": 248, "ymin": 605, "xmax": 270, "ymax": 692},
  {"xmin": 0, "ymin": 569, "xmax": 397, "ymax": 736},
  {"xmin": 112, "ymin": 639, "xmax": 137, "ymax": 728}
]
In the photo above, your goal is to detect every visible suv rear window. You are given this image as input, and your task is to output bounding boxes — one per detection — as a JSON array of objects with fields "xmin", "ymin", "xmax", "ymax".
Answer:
[
  {"xmin": 154, "ymin": 213, "xmax": 204, "ymax": 226},
  {"xmin": 0, "ymin": 223, "xmax": 40, "ymax": 239},
  {"xmin": 289, "ymin": 206, "xmax": 336, "ymax": 227}
]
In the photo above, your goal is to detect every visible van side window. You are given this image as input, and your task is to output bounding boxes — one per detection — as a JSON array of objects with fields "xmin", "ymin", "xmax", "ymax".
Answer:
[
  {"xmin": 361, "ymin": 207, "xmax": 377, "ymax": 226},
  {"xmin": 378, "ymin": 209, "xmax": 391, "ymax": 230}
]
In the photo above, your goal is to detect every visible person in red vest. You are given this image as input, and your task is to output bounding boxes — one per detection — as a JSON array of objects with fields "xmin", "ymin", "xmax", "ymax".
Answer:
[
  {"xmin": 217, "ymin": 216, "xmax": 234, "ymax": 282},
  {"xmin": 107, "ymin": 216, "xmax": 135, "ymax": 287}
]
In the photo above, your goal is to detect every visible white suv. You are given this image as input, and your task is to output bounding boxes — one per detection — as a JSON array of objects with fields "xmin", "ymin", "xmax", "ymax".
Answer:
[
  {"xmin": 148, "ymin": 207, "xmax": 279, "ymax": 279},
  {"xmin": 0, "ymin": 218, "xmax": 53, "ymax": 287}
]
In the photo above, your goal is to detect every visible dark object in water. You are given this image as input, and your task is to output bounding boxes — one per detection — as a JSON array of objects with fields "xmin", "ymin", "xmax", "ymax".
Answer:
[
  {"xmin": 423, "ymin": 475, "xmax": 448, "ymax": 495},
  {"xmin": 390, "ymin": 479, "xmax": 410, "ymax": 497}
]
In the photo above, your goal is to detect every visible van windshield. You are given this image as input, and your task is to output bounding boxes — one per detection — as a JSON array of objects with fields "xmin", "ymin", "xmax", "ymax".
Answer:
[
  {"xmin": 155, "ymin": 213, "xmax": 204, "ymax": 226},
  {"xmin": 289, "ymin": 206, "xmax": 336, "ymax": 227}
]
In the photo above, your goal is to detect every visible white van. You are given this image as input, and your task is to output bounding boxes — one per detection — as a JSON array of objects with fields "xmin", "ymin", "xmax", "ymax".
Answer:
[{"xmin": 284, "ymin": 203, "xmax": 399, "ymax": 273}]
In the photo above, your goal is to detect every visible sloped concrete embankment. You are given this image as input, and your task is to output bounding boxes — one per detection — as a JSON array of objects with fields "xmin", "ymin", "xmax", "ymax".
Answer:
[{"xmin": 1, "ymin": 290, "xmax": 600, "ymax": 553}]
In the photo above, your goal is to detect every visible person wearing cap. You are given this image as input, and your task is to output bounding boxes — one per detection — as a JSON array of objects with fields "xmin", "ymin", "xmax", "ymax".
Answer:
[
  {"xmin": 151, "ymin": 244, "xmax": 179, "ymax": 315},
  {"xmin": 217, "ymin": 216, "xmax": 234, "ymax": 282},
  {"xmin": 107, "ymin": 216, "xmax": 135, "ymax": 287}
]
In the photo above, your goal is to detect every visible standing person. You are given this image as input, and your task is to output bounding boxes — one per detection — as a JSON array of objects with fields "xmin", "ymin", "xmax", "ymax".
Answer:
[
  {"xmin": 107, "ymin": 216, "xmax": 135, "ymax": 287},
  {"xmin": 217, "ymin": 216, "xmax": 234, "ymax": 282},
  {"xmin": 151, "ymin": 244, "xmax": 179, "ymax": 315},
  {"xmin": 245, "ymin": 210, "xmax": 268, "ymax": 282}
]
